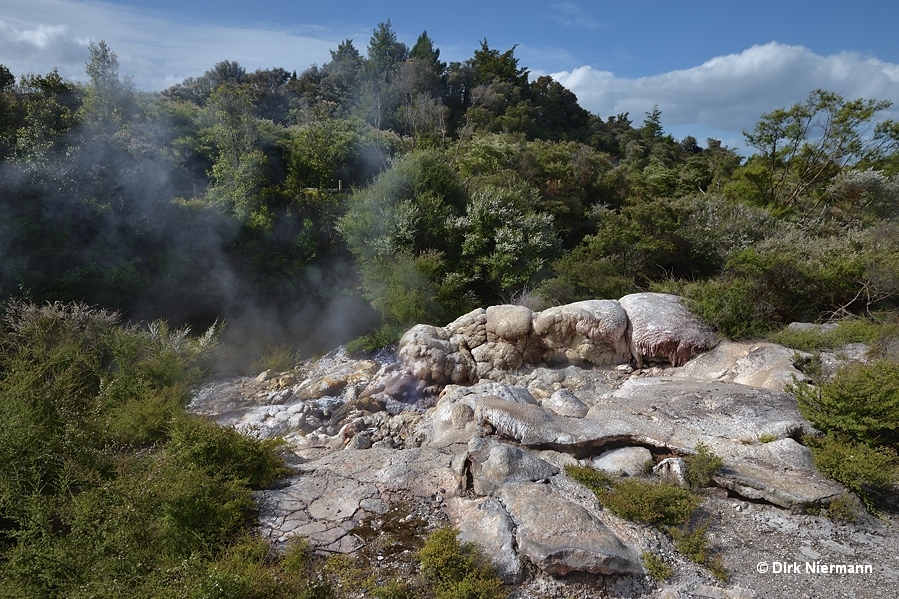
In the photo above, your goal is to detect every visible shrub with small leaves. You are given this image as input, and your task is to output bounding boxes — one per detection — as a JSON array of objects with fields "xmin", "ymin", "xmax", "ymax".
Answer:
[
  {"xmin": 641, "ymin": 551, "xmax": 672, "ymax": 581},
  {"xmin": 418, "ymin": 527, "xmax": 506, "ymax": 599},
  {"xmin": 684, "ymin": 442, "xmax": 723, "ymax": 490}
]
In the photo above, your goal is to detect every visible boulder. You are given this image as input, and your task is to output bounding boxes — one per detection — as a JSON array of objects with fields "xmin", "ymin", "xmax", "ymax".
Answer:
[
  {"xmin": 477, "ymin": 379, "xmax": 844, "ymax": 509},
  {"xmin": 672, "ymin": 340, "xmax": 805, "ymax": 391},
  {"xmin": 466, "ymin": 437, "xmax": 559, "ymax": 496},
  {"xmin": 589, "ymin": 446, "xmax": 653, "ymax": 477},
  {"xmin": 498, "ymin": 481, "xmax": 644, "ymax": 576},
  {"xmin": 619, "ymin": 292, "xmax": 718, "ymax": 367},
  {"xmin": 532, "ymin": 300, "xmax": 630, "ymax": 365},
  {"xmin": 398, "ymin": 324, "xmax": 478, "ymax": 386},
  {"xmin": 542, "ymin": 388, "xmax": 589, "ymax": 418}
]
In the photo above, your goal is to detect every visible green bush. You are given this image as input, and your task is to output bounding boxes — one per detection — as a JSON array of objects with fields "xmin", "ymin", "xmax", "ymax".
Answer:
[
  {"xmin": 641, "ymin": 551, "xmax": 672, "ymax": 581},
  {"xmin": 566, "ymin": 464, "xmax": 698, "ymax": 526},
  {"xmin": 682, "ymin": 277, "xmax": 774, "ymax": 339},
  {"xmin": 167, "ymin": 416, "xmax": 291, "ymax": 490},
  {"xmin": 669, "ymin": 521, "xmax": 728, "ymax": 581},
  {"xmin": 793, "ymin": 360, "xmax": 899, "ymax": 450},
  {"xmin": 684, "ymin": 442, "xmax": 723, "ymax": 490},
  {"xmin": 418, "ymin": 527, "xmax": 506, "ymax": 599},
  {"xmin": 826, "ymin": 494, "xmax": 865, "ymax": 524},
  {"xmin": 0, "ymin": 301, "xmax": 293, "ymax": 597},
  {"xmin": 601, "ymin": 479, "xmax": 699, "ymax": 526},
  {"xmin": 803, "ymin": 433, "xmax": 899, "ymax": 511}
]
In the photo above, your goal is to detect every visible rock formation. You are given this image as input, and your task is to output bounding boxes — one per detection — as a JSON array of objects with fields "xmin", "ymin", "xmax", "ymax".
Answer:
[{"xmin": 187, "ymin": 294, "xmax": 895, "ymax": 598}]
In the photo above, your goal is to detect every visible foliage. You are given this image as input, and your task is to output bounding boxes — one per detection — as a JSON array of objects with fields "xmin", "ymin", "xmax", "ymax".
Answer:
[
  {"xmin": 792, "ymin": 360, "xmax": 899, "ymax": 450},
  {"xmin": 641, "ymin": 551, "xmax": 672, "ymax": 581},
  {"xmin": 601, "ymin": 479, "xmax": 700, "ymax": 526},
  {"xmin": 825, "ymin": 494, "xmax": 865, "ymax": 524},
  {"xmin": 684, "ymin": 442, "xmax": 723, "ymax": 490},
  {"xmin": 803, "ymin": 433, "xmax": 899, "ymax": 511},
  {"xmin": 418, "ymin": 527, "xmax": 507, "ymax": 599},
  {"xmin": 669, "ymin": 521, "xmax": 728, "ymax": 582},
  {"xmin": 0, "ymin": 300, "xmax": 295, "ymax": 596},
  {"xmin": 768, "ymin": 318, "xmax": 895, "ymax": 352},
  {"xmin": 742, "ymin": 89, "xmax": 896, "ymax": 213},
  {"xmin": 565, "ymin": 465, "xmax": 698, "ymax": 526}
]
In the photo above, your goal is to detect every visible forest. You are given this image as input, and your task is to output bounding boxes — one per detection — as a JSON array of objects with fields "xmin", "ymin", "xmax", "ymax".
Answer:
[{"xmin": 2, "ymin": 20, "xmax": 899, "ymax": 598}]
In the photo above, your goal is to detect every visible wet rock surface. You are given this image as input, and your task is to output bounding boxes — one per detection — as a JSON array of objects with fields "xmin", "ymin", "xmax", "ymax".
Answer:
[{"xmin": 188, "ymin": 300, "xmax": 899, "ymax": 598}]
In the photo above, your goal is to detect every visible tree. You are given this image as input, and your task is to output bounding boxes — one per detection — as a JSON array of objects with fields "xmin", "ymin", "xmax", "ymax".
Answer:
[
  {"xmin": 82, "ymin": 40, "xmax": 134, "ymax": 127},
  {"xmin": 642, "ymin": 105, "xmax": 664, "ymax": 140},
  {"xmin": 365, "ymin": 20, "xmax": 408, "ymax": 82},
  {"xmin": 409, "ymin": 31, "xmax": 446, "ymax": 76},
  {"xmin": 321, "ymin": 39, "xmax": 364, "ymax": 108},
  {"xmin": 205, "ymin": 84, "xmax": 269, "ymax": 218},
  {"xmin": 471, "ymin": 40, "xmax": 529, "ymax": 87},
  {"xmin": 743, "ymin": 89, "xmax": 895, "ymax": 211}
]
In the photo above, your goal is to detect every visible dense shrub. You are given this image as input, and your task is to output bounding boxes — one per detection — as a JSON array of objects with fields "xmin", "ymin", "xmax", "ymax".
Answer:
[
  {"xmin": 565, "ymin": 465, "xmax": 698, "ymax": 526},
  {"xmin": 803, "ymin": 433, "xmax": 899, "ymax": 511},
  {"xmin": 768, "ymin": 319, "xmax": 890, "ymax": 351},
  {"xmin": 418, "ymin": 527, "xmax": 507, "ymax": 599},
  {"xmin": 793, "ymin": 360, "xmax": 899, "ymax": 450},
  {"xmin": 684, "ymin": 442, "xmax": 723, "ymax": 490},
  {"xmin": 0, "ymin": 301, "xmax": 293, "ymax": 597}
]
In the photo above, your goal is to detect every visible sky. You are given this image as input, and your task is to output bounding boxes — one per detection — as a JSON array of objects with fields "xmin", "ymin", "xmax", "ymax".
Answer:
[{"xmin": 2, "ymin": 0, "xmax": 899, "ymax": 151}]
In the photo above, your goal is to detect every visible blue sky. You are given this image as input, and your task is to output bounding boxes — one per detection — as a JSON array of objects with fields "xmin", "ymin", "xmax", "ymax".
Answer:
[{"xmin": 2, "ymin": 0, "xmax": 899, "ymax": 150}]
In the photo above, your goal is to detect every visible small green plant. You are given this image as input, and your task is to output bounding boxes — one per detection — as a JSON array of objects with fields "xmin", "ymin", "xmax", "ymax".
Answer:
[
  {"xmin": 757, "ymin": 433, "xmax": 777, "ymax": 444},
  {"xmin": 684, "ymin": 442, "xmax": 723, "ymax": 490},
  {"xmin": 346, "ymin": 323, "xmax": 405, "ymax": 355},
  {"xmin": 603, "ymin": 479, "xmax": 699, "ymax": 526},
  {"xmin": 253, "ymin": 342, "xmax": 298, "ymax": 373},
  {"xmin": 826, "ymin": 494, "xmax": 864, "ymax": 524},
  {"xmin": 641, "ymin": 551, "xmax": 672, "ymax": 581},
  {"xmin": 567, "ymin": 464, "xmax": 699, "ymax": 526},
  {"xmin": 669, "ymin": 520, "xmax": 728, "ymax": 582},
  {"xmin": 418, "ymin": 527, "xmax": 507, "ymax": 599},
  {"xmin": 564, "ymin": 464, "xmax": 616, "ymax": 494},
  {"xmin": 371, "ymin": 579, "xmax": 415, "ymax": 599}
]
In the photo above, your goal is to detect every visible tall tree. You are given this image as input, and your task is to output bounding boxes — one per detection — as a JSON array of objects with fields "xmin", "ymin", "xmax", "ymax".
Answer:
[
  {"xmin": 409, "ymin": 31, "xmax": 446, "ymax": 76},
  {"xmin": 471, "ymin": 40, "xmax": 528, "ymax": 87},
  {"xmin": 365, "ymin": 20, "xmax": 408, "ymax": 82},
  {"xmin": 82, "ymin": 40, "xmax": 134, "ymax": 127}
]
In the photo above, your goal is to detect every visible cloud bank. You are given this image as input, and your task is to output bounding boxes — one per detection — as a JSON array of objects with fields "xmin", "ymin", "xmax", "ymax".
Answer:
[
  {"xmin": 0, "ymin": 0, "xmax": 339, "ymax": 90},
  {"xmin": 550, "ymin": 42, "xmax": 899, "ymax": 146}
]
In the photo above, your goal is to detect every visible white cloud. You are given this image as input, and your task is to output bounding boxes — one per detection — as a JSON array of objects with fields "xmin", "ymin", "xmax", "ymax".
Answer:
[
  {"xmin": 0, "ymin": 0, "xmax": 341, "ymax": 89},
  {"xmin": 547, "ymin": 2, "xmax": 603, "ymax": 30},
  {"xmin": 550, "ymin": 42, "xmax": 899, "ymax": 148}
]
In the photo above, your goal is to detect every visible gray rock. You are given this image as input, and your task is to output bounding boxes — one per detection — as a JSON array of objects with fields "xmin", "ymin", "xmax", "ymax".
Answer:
[
  {"xmin": 256, "ymin": 447, "xmax": 463, "ymax": 551},
  {"xmin": 477, "ymin": 379, "xmax": 843, "ymax": 509},
  {"xmin": 446, "ymin": 497, "xmax": 522, "ymax": 582},
  {"xmin": 589, "ymin": 446, "xmax": 653, "ymax": 477},
  {"xmin": 542, "ymin": 389, "xmax": 589, "ymax": 418},
  {"xmin": 467, "ymin": 438, "xmax": 559, "ymax": 496},
  {"xmin": 498, "ymin": 481, "xmax": 644, "ymax": 576},
  {"xmin": 654, "ymin": 457, "xmax": 688, "ymax": 486},
  {"xmin": 672, "ymin": 340, "xmax": 805, "ymax": 391}
]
